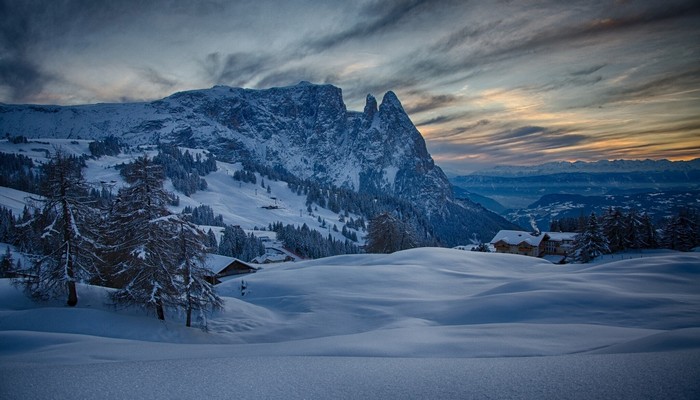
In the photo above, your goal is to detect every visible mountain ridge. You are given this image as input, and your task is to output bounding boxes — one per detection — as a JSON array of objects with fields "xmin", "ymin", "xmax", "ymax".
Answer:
[
  {"xmin": 469, "ymin": 158, "xmax": 700, "ymax": 177},
  {"xmin": 0, "ymin": 82, "xmax": 518, "ymax": 245}
]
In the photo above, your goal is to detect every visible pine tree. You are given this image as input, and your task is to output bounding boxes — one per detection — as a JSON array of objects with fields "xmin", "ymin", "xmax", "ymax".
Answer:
[
  {"xmin": 624, "ymin": 209, "xmax": 645, "ymax": 249},
  {"xmin": 366, "ymin": 212, "xmax": 417, "ymax": 254},
  {"xmin": 107, "ymin": 155, "xmax": 181, "ymax": 320},
  {"xmin": 660, "ymin": 211, "xmax": 698, "ymax": 252},
  {"xmin": 206, "ymin": 228, "xmax": 218, "ymax": 250},
  {"xmin": 602, "ymin": 207, "xmax": 625, "ymax": 252},
  {"xmin": 1, "ymin": 246, "xmax": 13, "ymax": 278},
  {"xmin": 639, "ymin": 212, "xmax": 658, "ymax": 249},
  {"xmin": 572, "ymin": 212, "xmax": 610, "ymax": 263},
  {"xmin": 176, "ymin": 220, "xmax": 223, "ymax": 328},
  {"xmin": 21, "ymin": 149, "xmax": 102, "ymax": 306}
]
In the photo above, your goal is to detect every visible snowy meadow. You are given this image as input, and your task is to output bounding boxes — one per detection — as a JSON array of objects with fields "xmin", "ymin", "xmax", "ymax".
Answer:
[{"xmin": 1, "ymin": 248, "xmax": 699, "ymax": 399}]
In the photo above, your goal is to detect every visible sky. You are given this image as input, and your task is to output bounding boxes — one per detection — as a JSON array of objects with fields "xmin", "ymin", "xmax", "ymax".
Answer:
[{"xmin": 1, "ymin": 0, "xmax": 699, "ymax": 174}]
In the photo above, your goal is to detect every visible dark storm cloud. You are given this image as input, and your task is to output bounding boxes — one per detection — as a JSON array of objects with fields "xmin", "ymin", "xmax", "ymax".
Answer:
[
  {"xmin": 0, "ymin": 0, "xmax": 158, "ymax": 102},
  {"xmin": 0, "ymin": 0, "xmax": 51, "ymax": 101}
]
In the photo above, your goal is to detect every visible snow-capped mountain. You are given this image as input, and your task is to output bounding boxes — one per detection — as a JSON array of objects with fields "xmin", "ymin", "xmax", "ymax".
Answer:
[
  {"xmin": 0, "ymin": 82, "xmax": 517, "ymax": 245},
  {"xmin": 471, "ymin": 158, "xmax": 700, "ymax": 177}
]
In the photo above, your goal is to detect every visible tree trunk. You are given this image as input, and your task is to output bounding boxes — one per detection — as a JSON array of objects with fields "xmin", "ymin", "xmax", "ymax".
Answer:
[
  {"xmin": 186, "ymin": 306, "xmax": 192, "ymax": 327},
  {"xmin": 67, "ymin": 280, "xmax": 78, "ymax": 307},
  {"xmin": 156, "ymin": 297, "xmax": 165, "ymax": 320}
]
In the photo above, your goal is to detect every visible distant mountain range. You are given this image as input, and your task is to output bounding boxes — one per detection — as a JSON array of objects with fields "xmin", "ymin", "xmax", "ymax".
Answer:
[
  {"xmin": 450, "ymin": 159, "xmax": 700, "ymax": 231},
  {"xmin": 472, "ymin": 159, "xmax": 700, "ymax": 177},
  {"xmin": 451, "ymin": 159, "xmax": 700, "ymax": 210},
  {"xmin": 0, "ymin": 82, "xmax": 517, "ymax": 245}
]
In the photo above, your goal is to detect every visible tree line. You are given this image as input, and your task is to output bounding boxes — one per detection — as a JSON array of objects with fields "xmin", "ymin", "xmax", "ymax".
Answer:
[
  {"xmin": 570, "ymin": 207, "xmax": 699, "ymax": 263},
  {"xmin": 3, "ymin": 151, "xmax": 222, "ymax": 328}
]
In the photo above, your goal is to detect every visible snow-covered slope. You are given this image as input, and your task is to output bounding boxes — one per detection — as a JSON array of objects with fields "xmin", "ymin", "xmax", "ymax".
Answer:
[
  {"xmin": 0, "ymin": 139, "xmax": 361, "ymax": 246},
  {"xmin": 0, "ymin": 83, "xmax": 518, "ymax": 244},
  {"xmin": 1, "ymin": 248, "xmax": 699, "ymax": 398}
]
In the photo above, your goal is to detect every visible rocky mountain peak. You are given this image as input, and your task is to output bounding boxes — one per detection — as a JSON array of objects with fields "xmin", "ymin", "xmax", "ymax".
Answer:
[
  {"xmin": 363, "ymin": 94, "xmax": 378, "ymax": 119},
  {"xmin": 0, "ymin": 82, "xmax": 519, "ymax": 245}
]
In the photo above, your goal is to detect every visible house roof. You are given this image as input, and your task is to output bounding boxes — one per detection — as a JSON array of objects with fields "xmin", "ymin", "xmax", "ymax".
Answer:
[
  {"xmin": 203, "ymin": 254, "xmax": 243, "ymax": 275},
  {"xmin": 490, "ymin": 230, "xmax": 546, "ymax": 246},
  {"xmin": 545, "ymin": 232, "xmax": 578, "ymax": 242}
]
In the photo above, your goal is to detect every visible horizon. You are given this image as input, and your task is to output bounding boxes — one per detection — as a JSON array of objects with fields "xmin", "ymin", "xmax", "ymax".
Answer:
[{"xmin": 2, "ymin": 0, "xmax": 699, "ymax": 173}]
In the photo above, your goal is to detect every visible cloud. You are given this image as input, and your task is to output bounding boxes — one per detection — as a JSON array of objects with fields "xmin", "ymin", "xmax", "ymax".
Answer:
[
  {"xmin": 139, "ymin": 67, "xmax": 178, "ymax": 90},
  {"xmin": 403, "ymin": 94, "xmax": 459, "ymax": 114},
  {"xmin": 605, "ymin": 67, "xmax": 700, "ymax": 102},
  {"xmin": 0, "ymin": 0, "xmax": 52, "ymax": 102},
  {"xmin": 416, "ymin": 114, "xmax": 462, "ymax": 127},
  {"xmin": 201, "ymin": 52, "xmax": 274, "ymax": 87},
  {"xmin": 303, "ymin": 0, "xmax": 429, "ymax": 52},
  {"xmin": 570, "ymin": 64, "xmax": 606, "ymax": 76}
]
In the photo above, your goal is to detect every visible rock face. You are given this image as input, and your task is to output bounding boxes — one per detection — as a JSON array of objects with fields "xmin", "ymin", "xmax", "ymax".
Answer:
[{"xmin": 0, "ymin": 82, "xmax": 518, "ymax": 244}]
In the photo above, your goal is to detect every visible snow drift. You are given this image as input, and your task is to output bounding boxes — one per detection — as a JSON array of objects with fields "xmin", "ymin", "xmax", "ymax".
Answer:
[{"xmin": 1, "ymin": 248, "xmax": 699, "ymax": 398}]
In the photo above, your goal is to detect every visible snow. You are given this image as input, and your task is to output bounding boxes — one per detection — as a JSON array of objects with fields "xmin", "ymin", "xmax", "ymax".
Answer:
[
  {"xmin": 490, "ymin": 229, "xmax": 545, "ymax": 246},
  {"xmin": 0, "ymin": 187, "xmax": 41, "ymax": 215},
  {"xmin": 1, "ymin": 248, "xmax": 699, "ymax": 398}
]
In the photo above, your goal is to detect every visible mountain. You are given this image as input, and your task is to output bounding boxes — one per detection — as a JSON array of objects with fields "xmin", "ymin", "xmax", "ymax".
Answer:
[
  {"xmin": 505, "ymin": 191, "xmax": 700, "ymax": 232},
  {"xmin": 451, "ymin": 159, "xmax": 700, "ymax": 209},
  {"xmin": 0, "ymin": 82, "xmax": 518, "ymax": 245},
  {"xmin": 472, "ymin": 159, "xmax": 700, "ymax": 177}
]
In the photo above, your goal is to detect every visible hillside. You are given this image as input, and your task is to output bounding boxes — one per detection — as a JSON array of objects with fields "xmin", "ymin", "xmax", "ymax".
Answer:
[
  {"xmin": 1, "ymin": 248, "xmax": 699, "ymax": 398},
  {"xmin": 0, "ymin": 83, "xmax": 519, "ymax": 245},
  {"xmin": 0, "ymin": 139, "xmax": 363, "ymax": 248}
]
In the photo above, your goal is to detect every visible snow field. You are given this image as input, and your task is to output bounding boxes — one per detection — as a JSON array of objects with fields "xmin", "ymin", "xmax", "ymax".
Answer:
[{"xmin": 0, "ymin": 249, "xmax": 699, "ymax": 399}]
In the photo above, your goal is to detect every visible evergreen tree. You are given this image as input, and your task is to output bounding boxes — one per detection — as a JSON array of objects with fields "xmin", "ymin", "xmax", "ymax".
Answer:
[
  {"xmin": 20, "ymin": 149, "xmax": 102, "ymax": 306},
  {"xmin": 176, "ymin": 220, "xmax": 223, "ymax": 328},
  {"xmin": 1, "ymin": 246, "xmax": 13, "ymax": 278},
  {"xmin": 660, "ymin": 211, "xmax": 698, "ymax": 251},
  {"xmin": 602, "ymin": 207, "xmax": 626, "ymax": 252},
  {"xmin": 366, "ymin": 212, "xmax": 417, "ymax": 254},
  {"xmin": 207, "ymin": 228, "xmax": 218, "ymax": 250},
  {"xmin": 623, "ymin": 209, "xmax": 645, "ymax": 249},
  {"xmin": 639, "ymin": 212, "xmax": 658, "ymax": 249},
  {"xmin": 572, "ymin": 212, "xmax": 610, "ymax": 263},
  {"xmin": 471, "ymin": 243, "xmax": 491, "ymax": 252},
  {"xmin": 107, "ymin": 155, "xmax": 180, "ymax": 320}
]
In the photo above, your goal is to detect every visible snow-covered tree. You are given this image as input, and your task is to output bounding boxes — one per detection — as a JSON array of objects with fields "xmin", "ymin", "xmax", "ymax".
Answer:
[
  {"xmin": 176, "ymin": 219, "xmax": 223, "ymax": 328},
  {"xmin": 20, "ymin": 149, "xmax": 102, "ymax": 306},
  {"xmin": 1, "ymin": 246, "xmax": 13, "ymax": 278},
  {"xmin": 660, "ymin": 211, "xmax": 698, "ymax": 252},
  {"xmin": 365, "ymin": 212, "xmax": 417, "ymax": 254},
  {"xmin": 639, "ymin": 212, "xmax": 658, "ymax": 249},
  {"xmin": 107, "ymin": 155, "xmax": 181, "ymax": 320},
  {"xmin": 623, "ymin": 209, "xmax": 645, "ymax": 249},
  {"xmin": 206, "ymin": 228, "xmax": 218, "ymax": 250},
  {"xmin": 602, "ymin": 207, "xmax": 626, "ymax": 252},
  {"xmin": 572, "ymin": 212, "xmax": 610, "ymax": 263}
]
